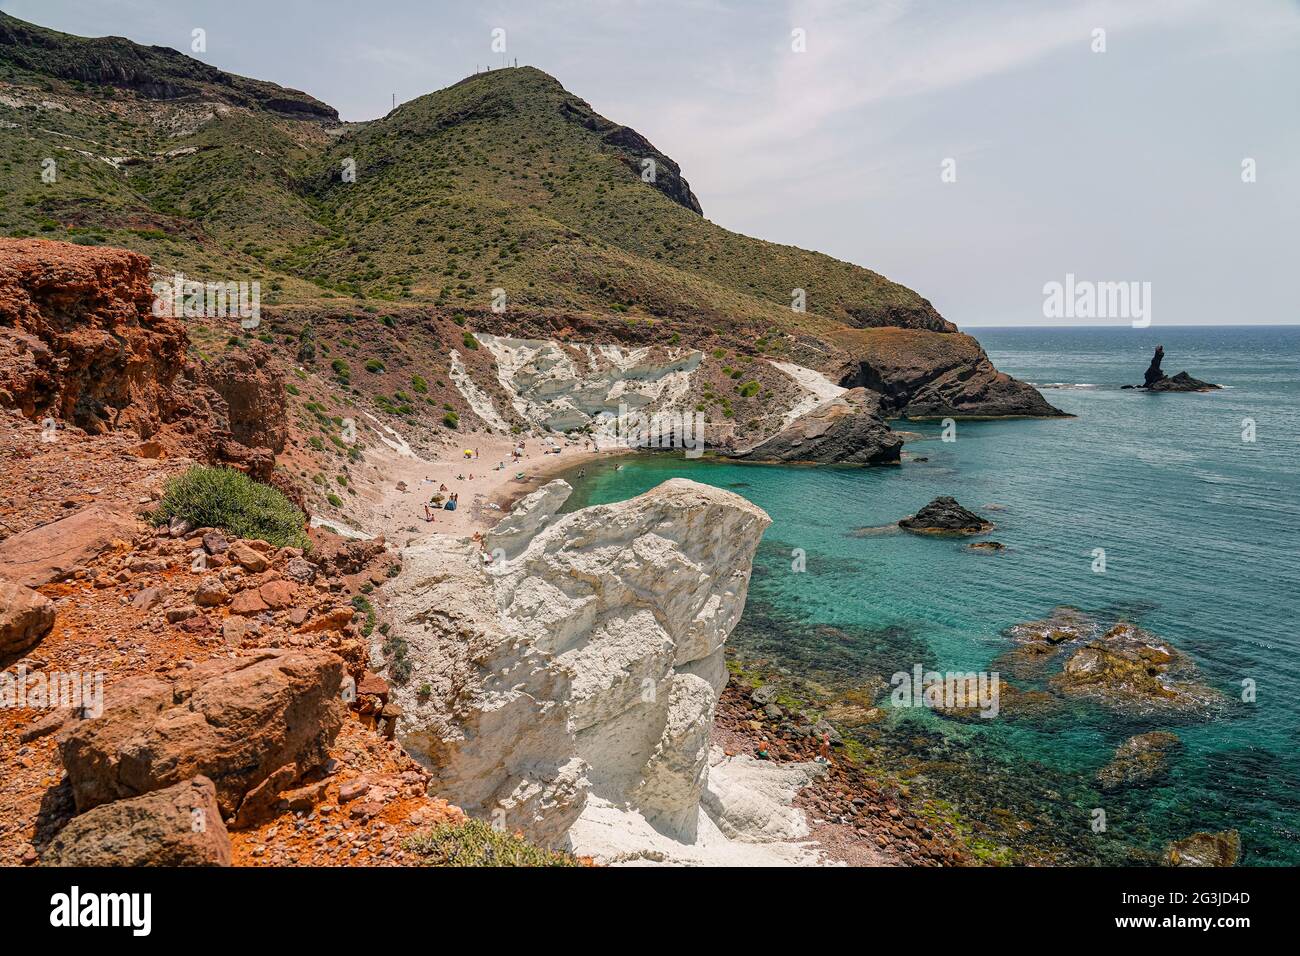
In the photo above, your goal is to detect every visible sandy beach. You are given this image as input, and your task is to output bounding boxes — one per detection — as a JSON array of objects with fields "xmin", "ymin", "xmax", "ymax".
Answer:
[{"xmin": 342, "ymin": 430, "xmax": 627, "ymax": 545}]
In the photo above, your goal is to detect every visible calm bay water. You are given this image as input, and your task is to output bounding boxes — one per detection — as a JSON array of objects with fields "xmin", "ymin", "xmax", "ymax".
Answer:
[{"xmin": 558, "ymin": 326, "xmax": 1300, "ymax": 865}]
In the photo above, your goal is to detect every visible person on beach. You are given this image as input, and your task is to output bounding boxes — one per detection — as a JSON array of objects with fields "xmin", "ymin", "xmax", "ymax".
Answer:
[{"xmin": 756, "ymin": 738, "xmax": 772, "ymax": 760}]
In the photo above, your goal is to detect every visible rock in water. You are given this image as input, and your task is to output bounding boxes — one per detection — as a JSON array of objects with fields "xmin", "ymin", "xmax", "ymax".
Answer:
[
  {"xmin": 41, "ymin": 776, "xmax": 231, "ymax": 866},
  {"xmin": 1096, "ymin": 731, "xmax": 1182, "ymax": 791},
  {"xmin": 1143, "ymin": 345, "xmax": 1167, "ymax": 386},
  {"xmin": 1132, "ymin": 345, "xmax": 1220, "ymax": 391},
  {"xmin": 386, "ymin": 479, "xmax": 775, "ymax": 851},
  {"xmin": 733, "ymin": 387, "xmax": 901, "ymax": 465},
  {"xmin": 1148, "ymin": 370, "xmax": 1220, "ymax": 392},
  {"xmin": 834, "ymin": 327, "xmax": 1067, "ymax": 418},
  {"xmin": 1050, "ymin": 623, "xmax": 1227, "ymax": 716},
  {"xmin": 898, "ymin": 496, "xmax": 993, "ymax": 535},
  {"xmin": 1162, "ymin": 830, "xmax": 1241, "ymax": 867}
]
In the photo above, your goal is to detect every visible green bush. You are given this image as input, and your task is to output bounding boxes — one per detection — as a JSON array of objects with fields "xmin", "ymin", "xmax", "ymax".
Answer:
[
  {"xmin": 442, "ymin": 411, "xmax": 459, "ymax": 428},
  {"xmin": 403, "ymin": 819, "xmax": 580, "ymax": 867},
  {"xmin": 461, "ymin": 331, "xmax": 479, "ymax": 350},
  {"xmin": 152, "ymin": 466, "xmax": 307, "ymax": 549}
]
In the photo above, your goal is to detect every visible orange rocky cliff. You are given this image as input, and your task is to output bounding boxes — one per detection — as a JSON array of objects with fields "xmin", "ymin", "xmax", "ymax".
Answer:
[
  {"xmin": 1, "ymin": 239, "xmax": 467, "ymax": 867},
  {"xmin": 0, "ymin": 238, "xmax": 294, "ymax": 500}
]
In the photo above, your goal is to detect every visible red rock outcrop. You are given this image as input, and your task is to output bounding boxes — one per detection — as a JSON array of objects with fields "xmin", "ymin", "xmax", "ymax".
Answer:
[
  {"xmin": 40, "ymin": 776, "xmax": 231, "ymax": 867},
  {"xmin": 0, "ymin": 504, "xmax": 138, "ymax": 587},
  {"xmin": 0, "ymin": 238, "xmax": 293, "ymax": 492},
  {"xmin": 0, "ymin": 579, "xmax": 55, "ymax": 656},
  {"xmin": 58, "ymin": 648, "xmax": 345, "ymax": 821},
  {"xmin": 0, "ymin": 239, "xmax": 181, "ymax": 434}
]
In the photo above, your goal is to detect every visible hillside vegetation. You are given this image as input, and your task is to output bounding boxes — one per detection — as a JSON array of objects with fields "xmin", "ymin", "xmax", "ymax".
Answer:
[{"xmin": 0, "ymin": 12, "xmax": 949, "ymax": 338}]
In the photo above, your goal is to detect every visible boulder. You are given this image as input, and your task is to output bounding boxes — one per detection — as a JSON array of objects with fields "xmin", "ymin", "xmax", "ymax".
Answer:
[
  {"xmin": 1162, "ymin": 830, "xmax": 1240, "ymax": 867},
  {"xmin": 258, "ymin": 579, "xmax": 296, "ymax": 610},
  {"xmin": 0, "ymin": 505, "xmax": 137, "ymax": 587},
  {"xmin": 899, "ymin": 496, "xmax": 993, "ymax": 535},
  {"xmin": 1097, "ymin": 731, "xmax": 1181, "ymax": 791},
  {"xmin": 41, "ymin": 776, "xmax": 230, "ymax": 867},
  {"xmin": 387, "ymin": 478, "xmax": 771, "ymax": 849},
  {"xmin": 733, "ymin": 388, "xmax": 902, "ymax": 465},
  {"xmin": 227, "ymin": 541, "xmax": 268, "ymax": 572},
  {"xmin": 59, "ymin": 649, "xmax": 344, "ymax": 820},
  {"xmin": 193, "ymin": 577, "xmax": 229, "ymax": 607},
  {"xmin": 229, "ymin": 590, "xmax": 268, "ymax": 615},
  {"xmin": 0, "ymin": 578, "xmax": 55, "ymax": 656}
]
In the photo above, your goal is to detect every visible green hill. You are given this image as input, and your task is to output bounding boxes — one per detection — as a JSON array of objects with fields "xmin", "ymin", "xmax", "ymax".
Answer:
[{"xmin": 0, "ymin": 12, "xmax": 949, "ymax": 335}]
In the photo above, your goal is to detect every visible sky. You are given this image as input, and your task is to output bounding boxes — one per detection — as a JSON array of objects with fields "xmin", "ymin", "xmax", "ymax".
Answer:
[{"xmin": 8, "ymin": 0, "xmax": 1298, "ymax": 327}]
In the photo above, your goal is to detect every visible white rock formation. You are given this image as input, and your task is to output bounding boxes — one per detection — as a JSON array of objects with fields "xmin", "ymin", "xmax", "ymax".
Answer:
[
  {"xmin": 771, "ymin": 360, "xmax": 847, "ymax": 429},
  {"xmin": 384, "ymin": 478, "xmax": 827, "ymax": 863},
  {"xmin": 448, "ymin": 350, "xmax": 511, "ymax": 432},
  {"xmin": 477, "ymin": 334, "xmax": 702, "ymax": 434}
]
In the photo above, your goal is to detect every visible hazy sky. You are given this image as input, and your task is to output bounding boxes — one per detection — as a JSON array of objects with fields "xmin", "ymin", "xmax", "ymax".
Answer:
[{"xmin": 9, "ymin": 0, "xmax": 1298, "ymax": 326}]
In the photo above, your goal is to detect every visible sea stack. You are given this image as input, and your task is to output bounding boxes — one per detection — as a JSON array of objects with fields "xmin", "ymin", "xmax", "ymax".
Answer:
[{"xmin": 1130, "ymin": 346, "xmax": 1220, "ymax": 392}]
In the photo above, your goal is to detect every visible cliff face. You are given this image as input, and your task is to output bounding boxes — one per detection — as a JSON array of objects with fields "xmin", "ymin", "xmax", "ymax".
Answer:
[
  {"xmin": 0, "ymin": 239, "xmax": 180, "ymax": 435},
  {"xmin": 835, "ymin": 327, "xmax": 1067, "ymax": 418},
  {"xmin": 385, "ymin": 479, "xmax": 823, "ymax": 858},
  {"xmin": 0, "ymin": 238, "xmax": 291, "ymax": 490}
]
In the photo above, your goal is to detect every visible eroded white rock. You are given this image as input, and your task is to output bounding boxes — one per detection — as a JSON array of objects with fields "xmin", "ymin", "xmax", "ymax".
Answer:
[{"xmin": 385, "ymin": 478, "xmax": 817, "ymax": 860}]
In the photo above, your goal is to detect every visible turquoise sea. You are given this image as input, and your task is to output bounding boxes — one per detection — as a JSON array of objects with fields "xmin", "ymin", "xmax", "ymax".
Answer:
[{"xmin": 558, "ymin": 326, "xmax": 1300, "ymax": 865}]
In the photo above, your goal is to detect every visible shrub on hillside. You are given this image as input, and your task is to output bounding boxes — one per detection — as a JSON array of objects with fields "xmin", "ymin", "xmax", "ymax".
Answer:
[
  {"xmin": 152, "ymin": 466, "xmax": 308, "ymax": 549},
  {"xmin": 402, "ymin": 819, "xmax": 580, "ymax": 867}
]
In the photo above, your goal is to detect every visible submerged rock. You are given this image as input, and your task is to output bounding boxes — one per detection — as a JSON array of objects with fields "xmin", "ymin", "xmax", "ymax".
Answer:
[
  {"xmin": 1096, "ymin": 731, "xmax": 1182, "ymax": 791},
  {"xmin": 1162, "ymin": 830, "xmax": 1241, "ymax": 867},
  {"xmin": 1050, "ymin": 623, "xmax": 1227, "ymax": 716},
  {"xmin": 1007, "ymin": 606, "xmax": 1099, "ymax": 646},
  {"xmin": 733, "ymin": 387, "xmax": 901, "ymax": 465},
  {"xmin": 898, "ymin": 496, "xmax": 993, "ymax": 535},
  {"xmin": 967, "ymin": 540, "xmax": 1005, "ymax": 552}
]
